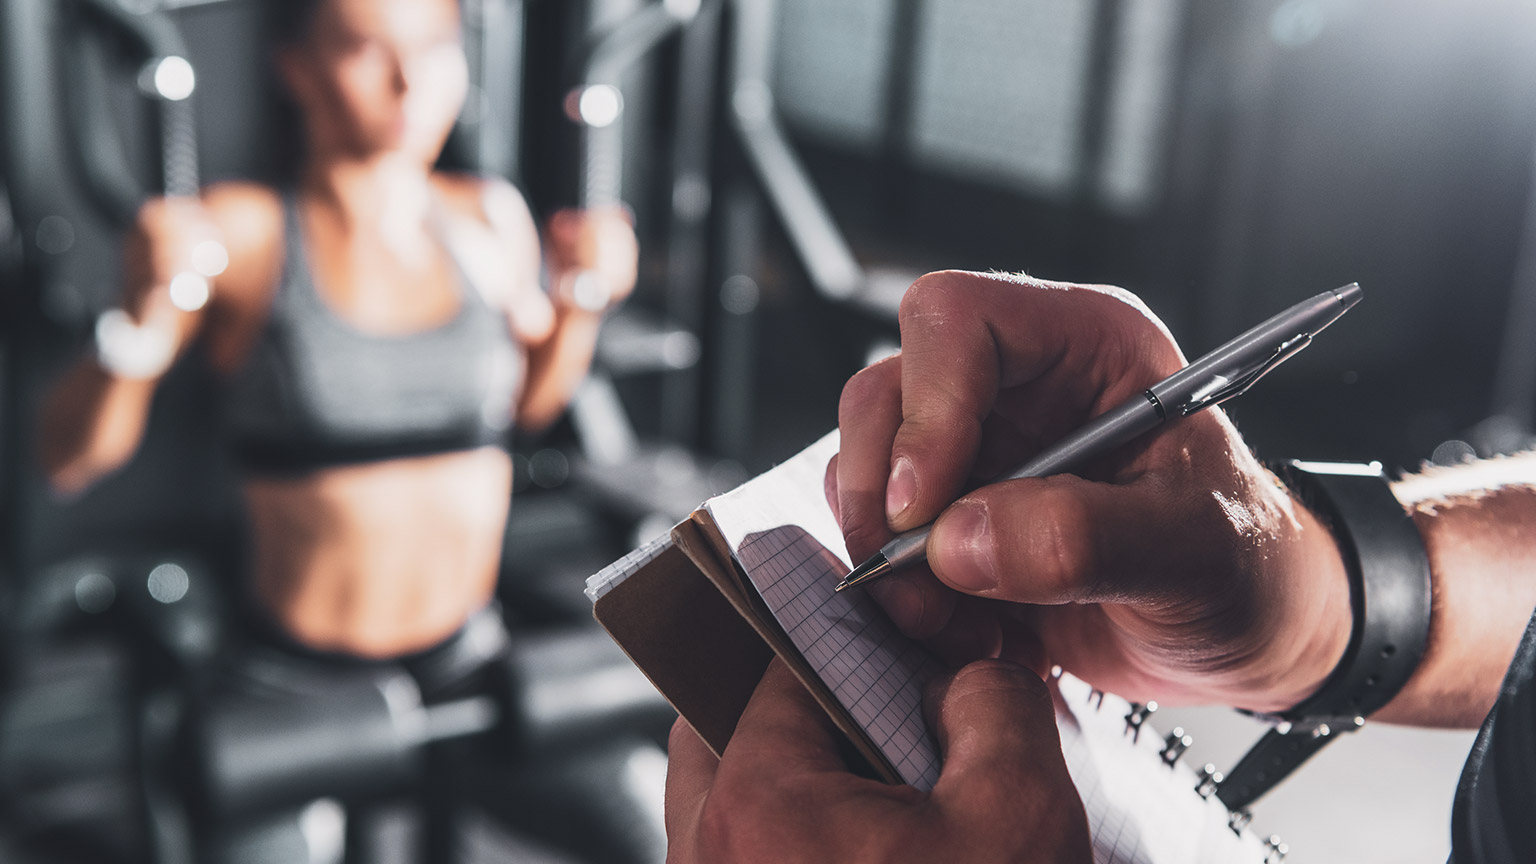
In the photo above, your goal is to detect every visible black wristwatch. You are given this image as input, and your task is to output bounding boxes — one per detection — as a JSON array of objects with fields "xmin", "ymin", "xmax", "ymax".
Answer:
[{"xmin": 1213, "ymin": 460, "xmax": 1432, "ymax": 813}]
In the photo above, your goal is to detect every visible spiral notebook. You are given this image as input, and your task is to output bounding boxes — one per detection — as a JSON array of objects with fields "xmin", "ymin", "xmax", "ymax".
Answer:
[{"xmin": 588, "ymin": 431, "xmax": 1277, "ymax": 863}]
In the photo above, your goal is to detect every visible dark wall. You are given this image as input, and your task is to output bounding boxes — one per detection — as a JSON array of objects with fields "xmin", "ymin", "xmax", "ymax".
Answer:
[
  {"xmin": 6, "ymin": 0, "xmax": 1536, "ymax": 587},
  {"xmin": 759, "ymin": 0, "xmax": 1536, "ymax": 469}
]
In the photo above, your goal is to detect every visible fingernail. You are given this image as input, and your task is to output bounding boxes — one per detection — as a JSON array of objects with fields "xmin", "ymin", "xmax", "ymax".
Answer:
[
  {"xmin": 824, "ymin": 457, "xmax": 842, "ymax": 526},
  {"xmin": 934, "ymin": 501, "xmax": 997, "ymax": 592},
  {"xmin": 886, "ymin": 457, "xmax": 917, "ymax": 522}
]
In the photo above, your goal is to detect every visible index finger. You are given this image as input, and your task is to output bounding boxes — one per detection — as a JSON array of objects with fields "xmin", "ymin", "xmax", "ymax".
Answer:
[{"xmin": 886, "ymin": 272, "xmax": 1185, "ymax": 532}]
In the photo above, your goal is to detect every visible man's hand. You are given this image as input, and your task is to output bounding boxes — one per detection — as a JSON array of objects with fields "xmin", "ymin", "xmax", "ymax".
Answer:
[
  {"xmin": 665, "ymin": 658, "xmax": 1090, "ymax": 864},
  {"xmin": 830, "ymin": 271, "xmax": 1355, "ymax": 712}
]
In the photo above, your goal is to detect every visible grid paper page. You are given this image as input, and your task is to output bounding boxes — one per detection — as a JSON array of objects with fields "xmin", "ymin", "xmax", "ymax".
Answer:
[
  {"xmin": 1056, "ymin": 673, "xmax": 1270, "ymax": 864},
  {"xmin": 703, "ymin": 432, "xmax": 944, "ymax": 791}
]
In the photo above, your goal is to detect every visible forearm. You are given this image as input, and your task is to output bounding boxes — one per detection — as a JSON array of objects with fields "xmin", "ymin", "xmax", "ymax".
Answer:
[
  {"xmin": 1372, "ymin": 455, "xmax": 1536, "ymax": 727},
  {"xmin": 517, "ymin": 305, "xmax": 604, "ymax": 432},
  {"xmin": 41, "ymin": 356, "xmax": 156, "ymax": 495}
]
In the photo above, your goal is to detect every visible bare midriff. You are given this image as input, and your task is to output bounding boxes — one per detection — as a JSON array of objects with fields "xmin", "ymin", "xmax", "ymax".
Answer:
[{"xmin": 241, "ymin": 446, "xmax": 512, "ymax": 658}]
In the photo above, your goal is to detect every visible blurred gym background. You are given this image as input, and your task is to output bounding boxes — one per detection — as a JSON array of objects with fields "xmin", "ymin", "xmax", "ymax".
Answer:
[{"xmin": 3, "ymin": 0, "xmax": 1535, "ymax": 861}]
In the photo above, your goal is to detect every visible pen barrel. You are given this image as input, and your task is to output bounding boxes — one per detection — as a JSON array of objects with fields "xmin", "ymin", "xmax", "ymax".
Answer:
[
  {"xmin": 882, "ymin": 528, "xmax": 932, "ymax": 573},
  {"xmin": 1147, "ymin": 288, "xmax": 1349, "ymax": 413},
  {"xmin": 1004, "ymin": 396, "xmax": 1165, "ymax": 481}
]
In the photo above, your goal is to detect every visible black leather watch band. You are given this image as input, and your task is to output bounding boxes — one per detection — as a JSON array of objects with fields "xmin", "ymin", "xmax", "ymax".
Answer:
[{"xmin": 1216, "ymin": 460, "xmax": 1432, "ymax": 812}]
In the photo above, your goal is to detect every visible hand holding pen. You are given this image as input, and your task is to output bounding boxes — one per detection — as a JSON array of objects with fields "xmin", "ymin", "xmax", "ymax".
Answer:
[
  {"xmin": 826, "ymin": 273, "xmax": 1358, "ymax": 712},
  {"xmin": 838, "ymin": 282, "xmax": 1358, "ymax": 592}
]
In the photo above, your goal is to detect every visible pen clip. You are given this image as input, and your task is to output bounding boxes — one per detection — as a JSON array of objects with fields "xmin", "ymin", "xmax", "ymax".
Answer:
[{"xmin": 1178, "ymin": 333, "xmax": 1312, "ymax": 417}]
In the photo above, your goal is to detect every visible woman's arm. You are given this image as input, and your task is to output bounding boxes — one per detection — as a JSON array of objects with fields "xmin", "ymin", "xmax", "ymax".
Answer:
[
  {"xmin": 480, "ymin": 180, "xmax": 637, "ymax": 432},
  {"xmin": 517, "ymin": 302, "xmax": 608, "ymax": 432},
  {"xmin": 40, "ymin": 198, "xmax": 217, "ymax": 495},
  {"xmin": 40, "ymin": 185, "xmax": 279, "ymax": 495},
  {"xmin": 520, "ymin": 206, "xmax": 637, "ymax": 431}
]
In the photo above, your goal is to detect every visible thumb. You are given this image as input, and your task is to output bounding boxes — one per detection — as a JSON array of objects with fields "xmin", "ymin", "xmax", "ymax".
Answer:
[
  {"xmin": 928, "ymin": 661, "xmax": 1069, "ymax": 806},
  {"xmin": 929, "ymin": 661, "xmax": 1091, "ymax": 861},
  {"xmin": 927, "ymin": 473, "xmax": 1168, "ymax": 605}
]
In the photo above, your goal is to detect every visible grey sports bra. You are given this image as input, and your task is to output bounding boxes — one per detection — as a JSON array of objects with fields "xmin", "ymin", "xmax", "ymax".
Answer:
[{"xmin": 224, "ymin": 194, "xmax": 521, "ymax": 475}]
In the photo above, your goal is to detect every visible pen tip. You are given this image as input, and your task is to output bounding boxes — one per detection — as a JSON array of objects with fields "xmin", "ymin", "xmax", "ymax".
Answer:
[
  {"xmin": 835, "ymin": 555, "xmax": 892, "ymax": 593},
  {"xmin": 1334, "ymin": 282, "xmax": 1362, "ymax": 310}
]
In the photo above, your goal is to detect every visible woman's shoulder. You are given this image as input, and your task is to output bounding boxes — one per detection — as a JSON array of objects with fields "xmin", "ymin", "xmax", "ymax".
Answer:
[
  {"xmin": 429, "ymin": 172, "xmax": 535, "ymax": 235},
  {"xmin": 199, "ymin": 181, "xmax": 285, "ymax": 269},
  {"xmin": 197, "ymin": 182, "xmax": 286, "ymax": 357},
  {"xmin": 428, "ymin": 172, "xmax": 549, "ymax": 338},
  {"xmin": 200, "ymin": 180, "xmax": 282, "ymax": 215}
]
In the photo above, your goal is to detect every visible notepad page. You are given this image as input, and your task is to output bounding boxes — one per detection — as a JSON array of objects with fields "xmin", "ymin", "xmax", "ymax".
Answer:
[
  {"xmin": 1055, "ymin": 673, "xmax": 1271, "ymax": 864},
  {"xmin": 703, "ymin": 432, "xmax": 945, "ymax": 791}
]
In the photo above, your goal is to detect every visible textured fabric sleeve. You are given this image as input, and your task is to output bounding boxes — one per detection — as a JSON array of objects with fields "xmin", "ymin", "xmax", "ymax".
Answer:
[{"xmin": 1449, "ymin": 607, "xmax": 1536, "ymax": 864}]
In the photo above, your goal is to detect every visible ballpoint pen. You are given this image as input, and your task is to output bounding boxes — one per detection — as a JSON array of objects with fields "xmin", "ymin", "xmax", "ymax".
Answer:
[{"xmin": 834, "ymin": 282, "xmax": 1363, "ymax": 593}]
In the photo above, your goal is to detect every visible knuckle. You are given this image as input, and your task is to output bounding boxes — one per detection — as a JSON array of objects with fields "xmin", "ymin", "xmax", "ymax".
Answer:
[
  {"xmin": 837, "ymin": 372, "xmax": 876, "ymax": 424},
  {"xmin": 950, "ymin": 660, "xmax": 1048, "ymax": 707},
  {"xmin": 695, "ymin": 773, "xmax": 781, "ymax": 858},
  {"xmin": 840, "ymin": 494, "xmax": 881, "ymax": 535},
  {"xmin": 838, "ymin": 357, "xmax": 898, "ymax": 421},
  {"xmin": 895, "ymin": 399, "xmax": 973, "ymax": 448},
  {"xmin": 692, "ymin": 798, "xmax": 739, "ymax": 860},
  {"xmin": 1088, "ymin": 286, "xmax": 1184, "ymax": 377},
  {"xmin": 667, "ymin": 717, "xmax": 696, "ymax": 753},
  {"xmin": 841, "ymin": 520, "xmax": 891, "ymax": 563},
  {"xmin": 942, "ymin": 664, "xmax": 1057, "ymax": 764},
  {"xmin": 1086, "ymin": 282, "xmax": 1151, "ymax": 316},
  {"xmin": 711, "ymin": 768, "xmax": 768, "ymax": 816},
  {"xmin": 897, "ymin": 270, "xmax": 974, "ymax": 327},
  {"xmin": 1029, "ymin": 485, "xmax": 1097, "ymax": 598}
]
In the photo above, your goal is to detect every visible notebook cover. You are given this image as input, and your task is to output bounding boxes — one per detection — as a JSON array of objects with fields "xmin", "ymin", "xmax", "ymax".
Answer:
[
  {"xmin": 677, "ymin": 509, "xmax": 900, "ymax": 785},
  {"xmin": 590, "ymin": 537, "xmax": 772, "ymax": 756}
]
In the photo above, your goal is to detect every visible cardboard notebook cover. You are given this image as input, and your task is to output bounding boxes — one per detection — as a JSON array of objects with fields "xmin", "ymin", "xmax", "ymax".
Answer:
[{"xmin": 590, "ymin": 512, "xmax": 901, "ymax": 784}]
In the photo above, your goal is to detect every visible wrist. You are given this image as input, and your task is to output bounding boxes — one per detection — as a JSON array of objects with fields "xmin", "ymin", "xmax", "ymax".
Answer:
[
  {"xmin": 1216, "ymin": 460, "xmax": 1433, "ymax": 810},
  {"xmin": 552, "ymin": 268, "xmax": 620, "ymax": 313},
  {"xmin": 1244, "ymin": 460, "xmax": 1434, "ymax": 718},
  {"xmin": 94, "ymin": 308, "xmax": 177, "ymax": 380},
  {"xmin": 1236, "ymin": 499, "xmax": 1355, "ymax": 712}
]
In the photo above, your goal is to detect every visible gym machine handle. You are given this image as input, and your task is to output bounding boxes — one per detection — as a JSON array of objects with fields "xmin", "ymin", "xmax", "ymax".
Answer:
[
  {"xmin": 59, "ymin": 0, "xmax": 199, "ymax": 226},
  {"xmin": 566, "ymin": 0, "xmax": 705, "ymax": 210},
  {"xmin": 724, "ymin": 0, "xmax": 865, "ymax": 303}
]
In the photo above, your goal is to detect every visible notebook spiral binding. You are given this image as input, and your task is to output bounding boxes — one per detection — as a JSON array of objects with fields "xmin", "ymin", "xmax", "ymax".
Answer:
[{"xmin": 1078, "ymin": 678, "xmax": 1287, "ymax": 862}]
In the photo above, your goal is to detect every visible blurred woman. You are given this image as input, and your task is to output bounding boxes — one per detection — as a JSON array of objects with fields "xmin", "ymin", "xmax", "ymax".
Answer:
[{"xmin": 41, "ymin": 0, "xmax": 658, "ymax": 860}]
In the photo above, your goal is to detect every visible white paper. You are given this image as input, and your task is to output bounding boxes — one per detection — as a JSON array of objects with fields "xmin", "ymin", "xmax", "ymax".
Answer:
[
  {"xmin": 1056, "ymin": 674, "xmax": 1272, "ymax": 863},
  {"xmin": 705, "ymin": 432, "xmax": 944, "ymax": 791}
]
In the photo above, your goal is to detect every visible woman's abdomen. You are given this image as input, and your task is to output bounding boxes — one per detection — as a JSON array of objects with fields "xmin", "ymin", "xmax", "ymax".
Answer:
[{"xmin": 241, "ymin": 447, "xmax": 513, "ymax": 658}]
